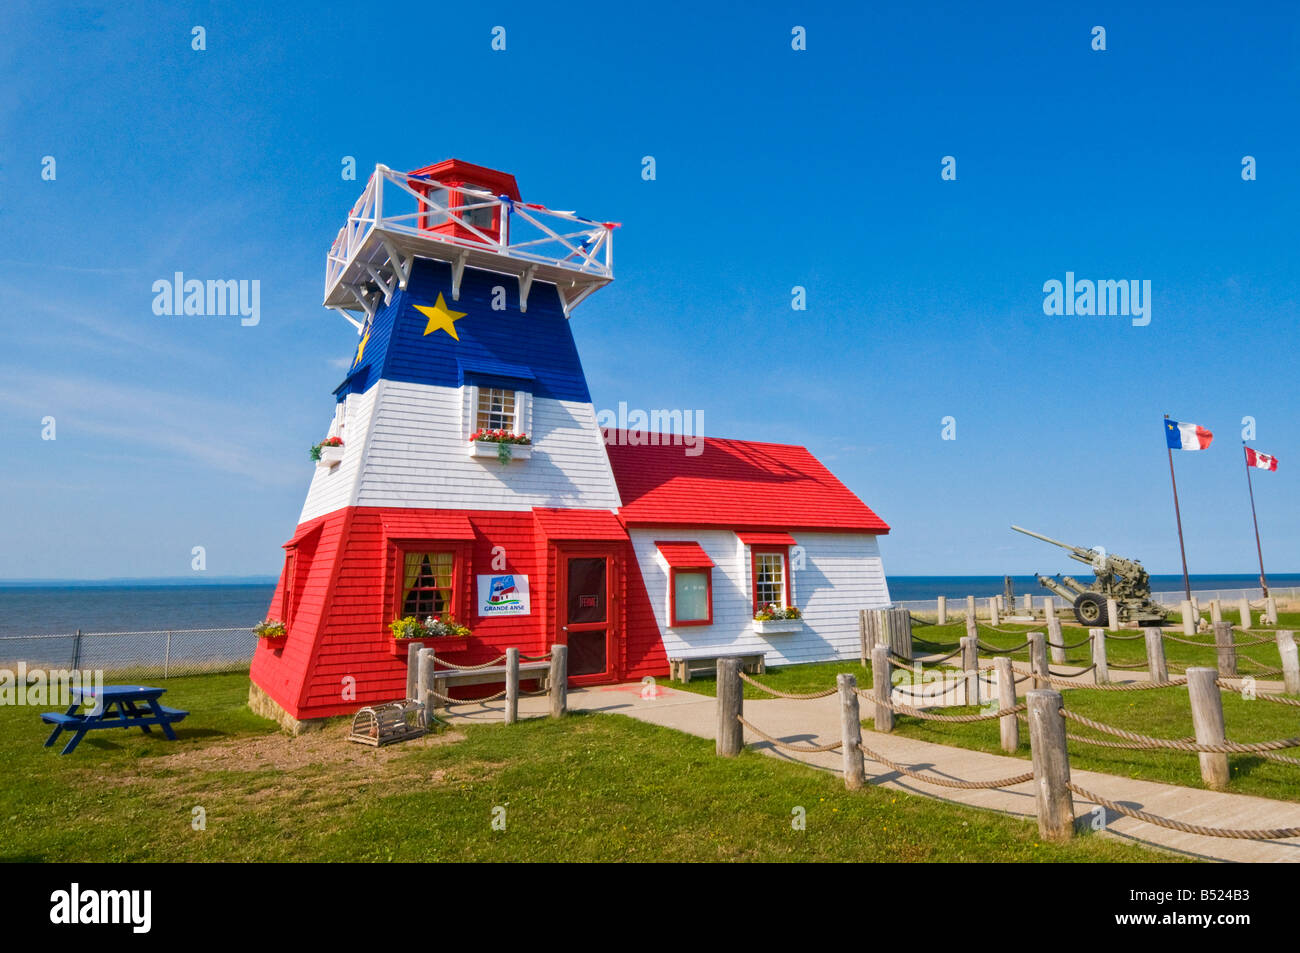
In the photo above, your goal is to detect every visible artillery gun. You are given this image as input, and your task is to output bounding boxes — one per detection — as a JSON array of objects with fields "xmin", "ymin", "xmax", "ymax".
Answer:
[{"xmin": 1010, "ymin": 526, "xmax": 1168, "ymax": 627}]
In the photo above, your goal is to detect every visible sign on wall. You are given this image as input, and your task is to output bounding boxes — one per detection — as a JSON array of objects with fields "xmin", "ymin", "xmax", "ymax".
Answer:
[{"xmin": 477, "ymin": 573, "xmax": 531, "ymax": 616}]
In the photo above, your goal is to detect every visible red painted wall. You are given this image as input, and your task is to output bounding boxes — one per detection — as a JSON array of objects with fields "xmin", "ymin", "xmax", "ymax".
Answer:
[{"xmin": 250, "ymin": 506, "xmax": 671, "ymax": 721}]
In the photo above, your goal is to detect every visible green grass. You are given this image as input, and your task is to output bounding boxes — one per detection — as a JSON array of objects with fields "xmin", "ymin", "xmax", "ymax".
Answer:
[
  {"xmin": 0, "ymin": 672, "xmax": 1177, "ymax": 862},
  {"xmin": 670, "ymin": 617, "xmax": 1300, "ymax": 803}
]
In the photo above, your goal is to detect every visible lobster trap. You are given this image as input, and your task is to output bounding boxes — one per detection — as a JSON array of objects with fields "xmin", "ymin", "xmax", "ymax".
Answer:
[{"xmin": 347, "ymin": 701, "xmax": 427, "ymax": 747}]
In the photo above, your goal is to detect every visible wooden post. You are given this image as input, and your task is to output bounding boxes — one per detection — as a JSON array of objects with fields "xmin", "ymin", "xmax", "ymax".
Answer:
[
  {"xmin": 1213, "ymin": 621, "xmax": 1237, "ymax": 678},
  {"xmin": 1191, "ymin": 596, "xmax": 1200, "ymax": 621},
  {"xmin": 1044, "ymin": 599, "xmax": 1056, "ymax": 625},
  {"xmin": 1091, "ymin": 628, "xmax": 1109, "ymax": 685},
  {"xmin": 1180, "ymin": 600, "xmax": 1196, "ymax": 637},
  {"xmin": 1211, "ymin": 599, "xmax": 1222, "ymax": 624},
  {"xmin": 989, "ymin": 597, "xmax": 1000, "ymax": 627},
  {"xmin": 1265, "ymin": 596, "xmax": 1278, "ymax": 626},
  {"xmin": 838, "ymin": 674, "xmax": 866, "ymax": 790},
  {"xmin": 1028, "ymin": 631, "xmax": 1048, "ymax": 686},
  {"xmin": 417, "ymin": 648, "xmax": 437, "ymax": 722},
  {"xmin": 1238, "ymin": 598, "xmax": 1252, "ymax": 631},
  {"xmin": 870, "ymin": 644, "xmax": 894, "ymax": 732},
  {"xmin": 966, "ymin": 595, "xmax": 976, "ymax": 621},
  {"xmin": 549, "ymin": 644, "xmax": 568, "ymax": 717},
  {"xmin": 960, "ymin": 635, "xmax": 979, "ymax": 705},
  {"xmin": 1047, "ymin": 615, "xmax": 1065, "ymax": 665},
  {"xmin": 995, "ymin": 656, "xmax": 1018, "ymax": 753},
  {"xmin": 1024, "ymin": 594, "xmax": 1035, "ymax": 616},
  {"xmin": 406, "ymin": 641, "xmax": 420, "ymax": 701},
  {"xmin": 716, "ymin": 657, "xmax": 743, "ymax": 756},
  {"xmin": 1144, "ymin": 627, "xmax": 1169, "ymax": 683},
  {"xmin": 888, "ymin": 607, "xmax": 914, "ymax": 662},
  {"xmin": 858, "ymin": 609, "xmax": 869, "ymax": 666},
  {"xmin": 1277, "ymin": 631, "xmax": 1300, "ymax": 695},
  {"xmin": 1027, "ymin": 690, "xmax": 1074, "ymax": 841},
  {"xmin": 937, "ymin": 595, "xmax": 947, "ymax": 625},
  {"xmin": 504, "ymin": 647, "xmax": 519, "ymax": 724},
  {"xmin": 1106, "ymin": 597, "xmax": 1120, "ymax": 632},
  {"xmin": 1186, "ymin": 667, "xmax": 1229, "ymax": 790},
  {"xmin": 965, "ymin": 613, "xmax": 978, "ymax": 644}
]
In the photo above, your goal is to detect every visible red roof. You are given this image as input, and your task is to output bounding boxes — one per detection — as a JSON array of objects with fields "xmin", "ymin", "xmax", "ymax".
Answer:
[
  {"xmin": 533, "ymin": 507, "xmax": 628, "ymax": 541},
  {"xmin": 737, "ymin": 531, "xmax": 798, "ymax": 547},
  {"xmin": 654, "ymin": 541, "xmax": 715, "ymax": 568},
  {"xmin": 606, "ymin": 432, "xmax": 889, "ymax": 534},
  {"xmin": 380, "ymin": 511, "xmax": 477, "ymax": 539}
]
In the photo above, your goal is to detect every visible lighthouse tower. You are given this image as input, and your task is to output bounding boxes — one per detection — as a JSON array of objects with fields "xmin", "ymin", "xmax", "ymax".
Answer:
[
  {"xmin": 249, "ymin": 161, "xmax": 641, "ymax": 727},
  {"xmin": 251, "ymin": 159, "xmax": 894, "ymax": 732}
]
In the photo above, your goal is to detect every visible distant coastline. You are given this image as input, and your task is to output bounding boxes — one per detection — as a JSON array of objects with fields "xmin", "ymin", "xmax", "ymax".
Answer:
[{"xmin": 0, "ymin": 576, "xmax": 278, "ymax": 588}]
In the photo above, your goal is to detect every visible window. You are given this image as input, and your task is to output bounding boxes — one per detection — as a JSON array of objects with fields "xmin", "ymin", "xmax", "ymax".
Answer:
[
  {"xmin": 281, "ymin": 550, "xmax": 297, "ymax": 626},
  {"xmin": 752, "ymin": 550, "xmax": 788, "ymax": 611},
  {"xmin": 400, "ymin": 551, "xmax": 456, "ymax": 617},
  {"xmin": 458, "ymin": 182, "xmax": 496, "ymax": 231},
  {"xmin": 476, "ymin": 387, "xmax": 516, "ymax": 432},
  {"xmin": 671, "ymin": 568, "xmax": 713, "ymax": 626}
]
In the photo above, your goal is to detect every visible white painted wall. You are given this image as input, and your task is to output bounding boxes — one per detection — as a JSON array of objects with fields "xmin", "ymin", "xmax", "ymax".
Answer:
[
  {"xmin": 298, "ymin": 379, "xmax": 623, "ymax": 524},
  {"xmin": 629, "ymin": 529, "xmax": 892, "ymax": 666}
]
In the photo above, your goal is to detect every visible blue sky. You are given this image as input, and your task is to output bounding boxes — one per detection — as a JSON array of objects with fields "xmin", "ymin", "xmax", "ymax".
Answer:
[{"xmin": 1, "ymin": 0, "xmax": 1297, "ymax": 579}]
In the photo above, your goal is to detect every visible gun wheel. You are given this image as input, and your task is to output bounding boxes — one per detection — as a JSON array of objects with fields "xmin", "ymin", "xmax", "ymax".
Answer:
[{"xmin": 1073, "ymin": 593, "xmax": 1108, "ymax": 626}]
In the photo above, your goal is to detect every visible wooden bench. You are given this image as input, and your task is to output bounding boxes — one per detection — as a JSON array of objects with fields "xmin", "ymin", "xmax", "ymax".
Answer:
[{"xmin": 669, "ymin": 652, "xmax": 766, "ymax": 684}]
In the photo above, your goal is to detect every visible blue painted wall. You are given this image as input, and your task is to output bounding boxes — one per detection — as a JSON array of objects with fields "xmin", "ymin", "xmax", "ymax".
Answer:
[{"xmin": 334, "ymin": 259, "xmax": 593, "ymax": 404}]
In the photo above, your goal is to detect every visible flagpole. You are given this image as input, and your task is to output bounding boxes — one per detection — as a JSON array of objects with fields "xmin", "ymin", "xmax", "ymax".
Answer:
[
  {"xmin": 1243, "ymin": 444, "xmax": 1270, "ymax": 597},
  {"xmin": 1165, "ymin": 414, "xmax": 1192, "ymax": 601}
]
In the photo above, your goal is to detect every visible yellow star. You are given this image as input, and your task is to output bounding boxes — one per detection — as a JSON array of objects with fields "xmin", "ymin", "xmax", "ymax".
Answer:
[
  {"xmin": 414, "ymin": 292, "xmax": 468, "ymax": 340},
  {"xmin": 352, "ymin": 330, "xmax": 370, "ymax": 366}
]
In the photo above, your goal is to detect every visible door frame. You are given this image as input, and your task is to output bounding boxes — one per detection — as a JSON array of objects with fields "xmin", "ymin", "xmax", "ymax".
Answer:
[{"xmin": 554, "ymin": 545, "xmax": 621, "ymax": 686}]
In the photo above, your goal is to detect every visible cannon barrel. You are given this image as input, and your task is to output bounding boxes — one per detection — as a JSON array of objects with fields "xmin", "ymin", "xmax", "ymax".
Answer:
[{"xmin": 1010, "ymin": 525, "xmax": 1097, "ymax": 562}]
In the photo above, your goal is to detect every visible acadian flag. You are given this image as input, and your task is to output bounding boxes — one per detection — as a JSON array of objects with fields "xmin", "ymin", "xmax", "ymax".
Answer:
[
  {"xmin": 1245, "ymin": 447, "xmax": 1279, "ymax": 471},
  {"xmin": 1165, "ymin": 418, "xmax": 1213, "ymax": 451}
]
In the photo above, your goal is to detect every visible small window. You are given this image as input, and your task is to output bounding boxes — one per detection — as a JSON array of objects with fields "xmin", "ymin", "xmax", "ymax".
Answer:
[
  {"xmin": 476, "ymin": 388, "xmax": 516, "ymax": 432},
  {"xmin": 458, "ymin": 183, "xmax": 496, "ymax": 231},
  {"xmin": 671, "ymin": 568, "xmax": 713, "ymax": 626},
  {"xmin": 400, "ymin": 551, "xmax": 456, "ymax": 616},
  {"xmin": 752, "ymin": 550, "xmax": 788, "ymax": 611},
  {"xmin": 422, "ymin": 187, "xmax": 450, "ymax": 228},
  {"xmin": 281, "ymin": 550, "xmax": 297, "ymax": 626}
]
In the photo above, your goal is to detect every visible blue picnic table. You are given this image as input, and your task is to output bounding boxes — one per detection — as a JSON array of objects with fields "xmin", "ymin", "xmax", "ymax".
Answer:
[{"xmin": 41, "ymin": 685, "xmax": 189, "ymax": 755}]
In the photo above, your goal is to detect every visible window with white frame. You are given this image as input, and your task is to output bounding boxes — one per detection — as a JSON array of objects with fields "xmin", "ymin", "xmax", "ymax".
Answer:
[
  {"xmin": 752, "ymin": 550, "xmax": 787, "ymax": 610},
  {"xmin": 475, "ymin": 388, "xmax": 517, "ymax": 432}
]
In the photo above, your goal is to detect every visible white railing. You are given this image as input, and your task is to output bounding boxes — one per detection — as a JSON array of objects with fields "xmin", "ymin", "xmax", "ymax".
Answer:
[
  {"xmin": 893, "ymin": 586, "xmax": 1299, "ymax": 617},
  {"xmin": 325, "ymin": 165, "xmax": 616, "ymax": 298}
]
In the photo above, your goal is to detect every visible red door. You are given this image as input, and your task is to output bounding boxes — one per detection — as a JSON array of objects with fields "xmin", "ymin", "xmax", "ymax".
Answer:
[{"xmin": 557, "ymin": 549, "xmax": 619, "ymax": 685}]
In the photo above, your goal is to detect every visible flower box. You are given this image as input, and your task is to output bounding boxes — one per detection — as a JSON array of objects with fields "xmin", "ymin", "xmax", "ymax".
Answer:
[
  {"xmin": 751, "ymin": 619, "xmax": 804, "ymax": 635},
  {"xmin": 316, "ymin": 444, "xmax": 345, "ymax": 469},
  {"xmin": 389, "ymin": 636, "xmax": 473, "ymax": 658},
  {"xmin": 467, "ymin": 440, "xmax": 531, "ymax": 461},
  {"xmin": 260, "ymin": 634, "xmax": 288, "ymax": 649}
]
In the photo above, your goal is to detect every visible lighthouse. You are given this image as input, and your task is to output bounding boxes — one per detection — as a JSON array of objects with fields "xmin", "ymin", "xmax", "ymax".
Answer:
[{"xmin": 250, "ymin": 160, "xmax": 893, "ymax": 731}]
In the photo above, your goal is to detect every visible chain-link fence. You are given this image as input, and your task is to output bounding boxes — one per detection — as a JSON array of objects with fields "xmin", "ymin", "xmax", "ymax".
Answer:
[
  {"xmin": 0, "ymin": 627, "xmax": 256, "ymax": 679},
  {"xmin": 894, "ymin": 587, "xmax": 1300, "ymax": 618}
]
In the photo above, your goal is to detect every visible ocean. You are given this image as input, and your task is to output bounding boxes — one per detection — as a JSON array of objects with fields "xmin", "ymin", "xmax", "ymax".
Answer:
[{"xmin": 1, "ymin": 575, "xmax": 1295, "ymax": 638}]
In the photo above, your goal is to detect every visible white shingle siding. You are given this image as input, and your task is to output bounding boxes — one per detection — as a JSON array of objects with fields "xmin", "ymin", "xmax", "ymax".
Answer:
[
  {"xmin": 630, "ymin": 529, "xmax": 892, "ymax": 666},
  {"xmin": 298, "ymin": 379, "xmax": 622, "ymax": 522}
]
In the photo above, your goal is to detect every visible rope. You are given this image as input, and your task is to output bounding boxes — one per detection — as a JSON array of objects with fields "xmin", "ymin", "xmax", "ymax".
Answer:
[
  {"xmin": 1104, "ymin": 632, "xmax": 1147, "ymax": 641},
  {"xmin": 519, "ymin": 653, "xmax": 552, "ymax": 662},
  {"xmin": 1107, "ymin": 660, "xmax": 1150, "ymax": 669},
  {"xmin": 1010, "ymin": 664, "xmax": 1165, "ymax": 692},
  {"xmin": 977, "ymin": 622, "xmax": 1038, "ymax": 635},
  {"xmin": 430, "ymin": 688, "xmax": 508, "ymax": 704},
  {"xmin": 856, "ymin": 690, "xmax": 1025, "ymax": 722},
  {"xmin": 430, "ymin": 653, "xmax": 509, "ymax": 670},
  {"xmin": 857, "ymin": 742, "xmax": 1035, "ymax": 790},
  {"xmin": 737, "ymin": 715, "xmax": 842, "ymax": 753},
  {"xmin": 1215, "ymin": 680, "xmax": 1300, "ymax": 707},
  {"xmin": 901, "ymin": 647, "xmax": 963, "ymax": 665},
  {"xmin": 1067, "ymin": 782, "xmax": 1300, "ymax": 840},
  {"xmin": 1060, "ymin": 710, "xmax": 1300, "ymax": 754},
  {"xmin": 912, "ymin": 637, "xmax": 961, "ymax": 651},
  {"xmin": 737, "ymin": 671, "xmax": 839, "ymax": 699},
  {"xmin": 1238, "ymin": 654, "xmax": 1284, "ymax": 675},
  {"xmin": 1058, "ymin": 636, "xmax": 1094, "ymax": 650},
  {"xmin": 976, "ymin": 640, "xmax": 1032, "ymax": 654}
]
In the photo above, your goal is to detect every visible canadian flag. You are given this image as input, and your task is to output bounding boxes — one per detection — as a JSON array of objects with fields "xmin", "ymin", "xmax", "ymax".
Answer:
[{"xmin": 1245, "ymin": 447, "xmax": 1278, "ymax": 471}]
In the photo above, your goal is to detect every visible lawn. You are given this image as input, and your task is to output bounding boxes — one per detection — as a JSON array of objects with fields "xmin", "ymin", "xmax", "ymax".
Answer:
[
  {"xmin": 671, "ymin": 615, "xmax": 1300, "ymax": 803},
  {"xmin": 0, "ymin": 672, "xmax": 1176, "ymax": 862}
]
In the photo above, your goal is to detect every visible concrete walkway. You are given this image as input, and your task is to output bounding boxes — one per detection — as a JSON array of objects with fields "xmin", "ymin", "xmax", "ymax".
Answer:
[{"xmin": 438, "ymin": 675, "xmax": 1300, "ymax": 863}]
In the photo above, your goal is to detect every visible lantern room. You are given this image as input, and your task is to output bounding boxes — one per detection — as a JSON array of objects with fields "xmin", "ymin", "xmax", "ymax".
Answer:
[{"xmin": 408, "ymin": 159, "xmax": 521, "ymax": 245}]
